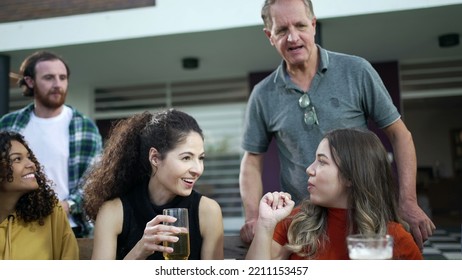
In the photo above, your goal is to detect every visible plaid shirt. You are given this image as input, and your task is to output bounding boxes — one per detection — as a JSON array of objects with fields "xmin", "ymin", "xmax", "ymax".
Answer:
[{"xmin": 0, "ymin": 103, "xmax": 102, "ymax": 236}]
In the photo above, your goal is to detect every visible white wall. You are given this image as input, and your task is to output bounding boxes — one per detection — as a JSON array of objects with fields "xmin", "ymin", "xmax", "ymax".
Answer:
[{"xmin": 2, "ymin": 0, "xmax": 461, "ymax": 52}]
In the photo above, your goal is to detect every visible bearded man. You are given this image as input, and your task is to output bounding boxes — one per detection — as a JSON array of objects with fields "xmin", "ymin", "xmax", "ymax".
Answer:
[{"xmin": 0, "ymin": 51, "xmax": 102, "ymax": 237}]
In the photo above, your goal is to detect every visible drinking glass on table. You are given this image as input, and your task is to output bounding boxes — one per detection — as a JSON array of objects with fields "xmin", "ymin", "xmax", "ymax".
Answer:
[
  {"xmin": 347, "ymin": 234, "xmax": 393, "ymax": 260},
  {"xmin": 163, "ymin": 208, "xmax": 190, "ymax": 260}
]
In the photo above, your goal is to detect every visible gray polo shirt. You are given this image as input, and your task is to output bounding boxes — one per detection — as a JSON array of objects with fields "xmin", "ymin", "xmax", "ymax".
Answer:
[{"xmin": 242, "ymin": 45, "xmax": 400, "ymax": 203}]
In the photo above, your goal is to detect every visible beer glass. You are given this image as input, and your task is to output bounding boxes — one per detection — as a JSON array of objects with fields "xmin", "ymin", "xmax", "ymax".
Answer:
[
  {"xmin": 347, "ymin": 234, "xmax": 393, "ymax": 260},
  {"xmin": 163, "ymin": 208, "xmax": 190, "ymax": 260}
]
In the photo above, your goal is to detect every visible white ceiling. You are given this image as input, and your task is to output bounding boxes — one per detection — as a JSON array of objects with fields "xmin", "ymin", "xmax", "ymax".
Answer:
[{"xmin": 4, "ymin": 4, "xmax": 462, "ymax": 98}]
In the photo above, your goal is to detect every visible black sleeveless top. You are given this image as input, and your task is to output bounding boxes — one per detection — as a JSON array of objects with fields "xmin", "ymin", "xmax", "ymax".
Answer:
[{"xmin": 116, "ymin": 185, "xmax": 203, "ymax": 260}]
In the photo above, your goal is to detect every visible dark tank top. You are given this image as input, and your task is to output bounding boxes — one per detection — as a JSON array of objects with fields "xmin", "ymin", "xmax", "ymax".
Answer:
[{"xmin": 116, "ymin": 185, "xmax": 203, "ymax": 260}]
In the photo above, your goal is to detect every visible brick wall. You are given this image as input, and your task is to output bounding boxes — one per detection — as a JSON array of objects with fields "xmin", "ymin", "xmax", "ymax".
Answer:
[{"xmin": 0, "ymin": 0, "xmax": 155, "ymax": 23}]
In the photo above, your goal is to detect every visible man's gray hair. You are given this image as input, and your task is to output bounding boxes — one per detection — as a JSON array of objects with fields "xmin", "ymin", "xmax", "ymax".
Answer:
[{"xmin": 261, "ymin": 0, "xmax": 315, "ymax": 29}]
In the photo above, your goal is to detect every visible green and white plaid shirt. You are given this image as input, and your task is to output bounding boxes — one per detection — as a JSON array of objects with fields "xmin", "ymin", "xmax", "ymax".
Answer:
[{"xmin": 0, "ymin": 103, "xmax": 102, "ymax": 236}]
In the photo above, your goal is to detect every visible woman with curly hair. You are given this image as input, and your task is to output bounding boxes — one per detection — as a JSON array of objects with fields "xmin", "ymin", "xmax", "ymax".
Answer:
[
  {"xmin": 246, "ymin": 128, "xmax": 422, "ymax": 260},
  {"xmin": 0, "ymin": 131, "xmax": 78, "ymax": 259},
  {"xmin": 83, "ymin": 109, "xmax": 223, "ymax": 260}
]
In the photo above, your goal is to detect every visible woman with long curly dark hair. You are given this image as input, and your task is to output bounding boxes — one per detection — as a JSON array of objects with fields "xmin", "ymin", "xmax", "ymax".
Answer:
[
  {"xmin": 83, "ymin": 109, "xmax": 223, "ymax": 260},
  {"xmin": 246, "ymin": 128, "xmax": 422, "ymax": 260},
  {"xmin": 0, "ymin": 131, "xmax": 78, "ymax": 259}
]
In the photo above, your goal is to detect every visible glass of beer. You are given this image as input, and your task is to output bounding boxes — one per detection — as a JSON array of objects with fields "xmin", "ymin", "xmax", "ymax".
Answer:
[
  {"xmin": 163, "ymin": 208, "xmax": 190, "ymax": 260},
  {"xmin": 347, "ymin": 234, "xmax": 393, "ymax": 260}
]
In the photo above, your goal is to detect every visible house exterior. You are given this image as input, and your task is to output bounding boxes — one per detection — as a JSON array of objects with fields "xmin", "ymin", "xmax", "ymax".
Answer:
[{"xmin": 1, "ymin": 0, "xmax": 462, "ymax": 232}]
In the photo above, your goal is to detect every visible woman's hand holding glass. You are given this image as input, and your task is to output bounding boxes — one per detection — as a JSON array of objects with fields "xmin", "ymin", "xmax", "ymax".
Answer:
[{"xmin": 131, "ymin": 215, "xmax": 181, "ymax": 259}]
